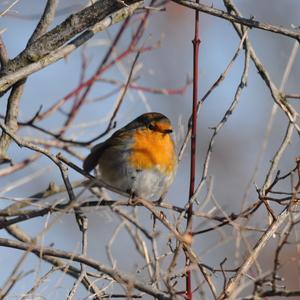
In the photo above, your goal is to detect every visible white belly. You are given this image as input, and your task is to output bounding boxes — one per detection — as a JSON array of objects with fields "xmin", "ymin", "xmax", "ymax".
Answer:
[{"xmin": 99, "ymin": 162, "xmax": 173, "ymax": 200}]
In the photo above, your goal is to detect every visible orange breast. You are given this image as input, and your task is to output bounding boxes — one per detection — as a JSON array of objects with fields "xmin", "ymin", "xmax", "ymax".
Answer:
[{"xmin": 129, "ymin": 129, "xmax": 176, "ymax": 174}]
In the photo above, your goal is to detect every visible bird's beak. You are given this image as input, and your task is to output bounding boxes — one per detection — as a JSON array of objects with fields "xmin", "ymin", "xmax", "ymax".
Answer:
[{"xmin": 163, "ymin": 128, "xmax": 173, "ymax": 134}]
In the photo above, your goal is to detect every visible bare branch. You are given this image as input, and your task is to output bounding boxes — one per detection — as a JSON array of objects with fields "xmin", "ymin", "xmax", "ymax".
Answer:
[
  {"xmin": 172, "ymin": 0, "xmax": 300, "ymax": 42},
  {"xmin": 0, "ymin": 237, "xmax": 172, "ymax": 300}
]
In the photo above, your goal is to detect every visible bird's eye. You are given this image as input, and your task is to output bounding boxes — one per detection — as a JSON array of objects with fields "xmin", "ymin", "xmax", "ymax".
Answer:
[{"xmin": 148, "ymin": 123, "xmax": 155, "ymax": 131}]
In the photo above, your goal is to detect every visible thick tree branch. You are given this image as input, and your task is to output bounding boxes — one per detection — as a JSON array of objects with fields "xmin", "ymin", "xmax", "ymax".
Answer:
[{"xmin": 0, "ymin": 1, "xmax": 143, "ymax": 95}]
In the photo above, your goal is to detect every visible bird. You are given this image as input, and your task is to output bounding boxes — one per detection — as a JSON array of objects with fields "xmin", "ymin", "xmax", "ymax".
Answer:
[{"xmin": 83, "ymin": 112, "xmax": 177, "ymax": 201}]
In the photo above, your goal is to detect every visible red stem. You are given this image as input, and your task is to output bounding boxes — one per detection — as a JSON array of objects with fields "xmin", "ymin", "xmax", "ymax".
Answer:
[
  {"xmin": 59, "ymin": 17, "xmax": 131, "ymax": 135},
  {"xmin": 60, "ymin": 11, "xmax": 150, "ymax": 135},
  {"xmin": 38, "ymin": 12, "xmax": 150, "ymax": 127},
  {"xmin": 186, "ymin": 4, "xmax": 200, "ymax": 300}
]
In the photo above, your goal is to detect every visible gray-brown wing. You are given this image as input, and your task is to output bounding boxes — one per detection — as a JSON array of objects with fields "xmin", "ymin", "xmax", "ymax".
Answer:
[
  {"xmin": 82, "ymin": 128, "xmax": 131, "ymax": 172},
  {"xmin": 82, "ymin": 142, "xmax": 107, "ymax": 172}
]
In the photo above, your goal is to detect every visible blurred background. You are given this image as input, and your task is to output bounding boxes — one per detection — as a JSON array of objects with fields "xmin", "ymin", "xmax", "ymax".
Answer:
[{"xmin": 1, "ymin": 0, "xmax": 300, "ymax": 298}]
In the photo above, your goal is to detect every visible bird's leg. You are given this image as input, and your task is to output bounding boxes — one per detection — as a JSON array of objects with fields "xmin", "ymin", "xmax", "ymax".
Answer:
[
  {"xmin": 154, "ymin": 193, "xmax": 166, "ymax": 205},
  {"xmin": 127, "ymin": 189, "xmax": 137, "ymax": 205}
]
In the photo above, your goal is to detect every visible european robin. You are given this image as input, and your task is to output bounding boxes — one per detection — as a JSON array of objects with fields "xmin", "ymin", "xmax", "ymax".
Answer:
[{"xmin": 83, "ymin": 112, "xmax": 177, "ymax": 200}]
